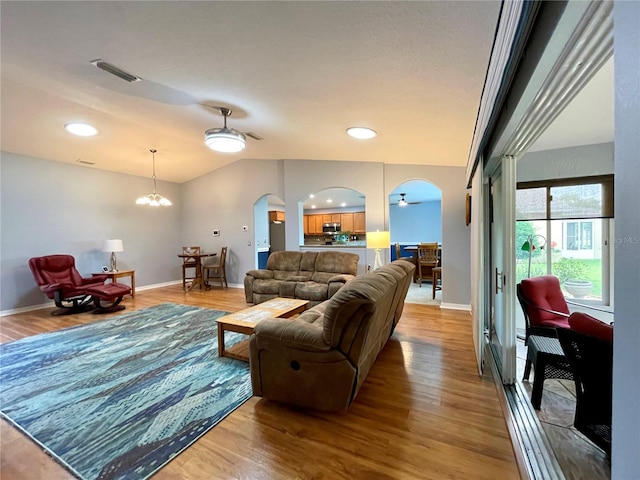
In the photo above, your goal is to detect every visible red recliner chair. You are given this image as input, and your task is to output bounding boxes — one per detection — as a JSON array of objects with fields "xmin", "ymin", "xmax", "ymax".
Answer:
[
  {"xmin": 29, "ymin": 254, "xmax": 130, "ymax": 315},
  {"xmin": 517, "ymin": 274, "xmax": 570, "ymax": 344}
]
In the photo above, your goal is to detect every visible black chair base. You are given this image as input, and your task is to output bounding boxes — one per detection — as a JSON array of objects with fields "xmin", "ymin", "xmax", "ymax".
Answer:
[{"xmin": 92, "ymin": 296, "xmax": 125, "ymax": 314}]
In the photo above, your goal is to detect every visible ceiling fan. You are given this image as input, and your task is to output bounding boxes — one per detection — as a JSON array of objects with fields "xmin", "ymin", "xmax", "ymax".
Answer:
[
  {"xmin": 396, "ymin": 193, "xmax": 421, "ymax": 206},
  {"xmin": 204, "ymin": 107, "xmax": 262, "ymax": 153}
]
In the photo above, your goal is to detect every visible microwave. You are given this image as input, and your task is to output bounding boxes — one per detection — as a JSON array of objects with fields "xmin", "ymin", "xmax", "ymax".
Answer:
[{"xmin": 322, "ymin": 223, "xmax": 341, "ymax": 233}]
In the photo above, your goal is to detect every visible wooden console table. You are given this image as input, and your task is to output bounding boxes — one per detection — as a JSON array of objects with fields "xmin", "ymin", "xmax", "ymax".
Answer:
[{"xmin": 93, "ymin": 269, "xmax": 135, "ymax": 297}]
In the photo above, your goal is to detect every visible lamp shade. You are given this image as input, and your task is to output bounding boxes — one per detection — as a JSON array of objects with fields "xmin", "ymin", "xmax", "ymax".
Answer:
[
  {"xmin": 366, "ymin": 231, "xmax": 390, "ymax": 249},
  {"xmin": 103, "ymin": 239, "xmax": 124, "ymax": 253}
]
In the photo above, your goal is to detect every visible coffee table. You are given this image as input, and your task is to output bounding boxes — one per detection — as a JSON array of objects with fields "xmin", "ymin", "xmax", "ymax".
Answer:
[{"xmin": 217, "ymin": 297, "xmax": 309, "ymax": 361}]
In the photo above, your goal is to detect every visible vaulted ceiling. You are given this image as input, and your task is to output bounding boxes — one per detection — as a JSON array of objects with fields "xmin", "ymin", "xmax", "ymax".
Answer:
[{"xmin": 1, "ymin": 1, "xmax": 502, "ymax": 183}]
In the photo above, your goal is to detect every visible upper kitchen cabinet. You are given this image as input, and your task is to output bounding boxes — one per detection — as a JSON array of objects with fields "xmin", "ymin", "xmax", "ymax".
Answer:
[{"xmin": 269, "ymin": 211, "xmax": 285, "ymax": 223}]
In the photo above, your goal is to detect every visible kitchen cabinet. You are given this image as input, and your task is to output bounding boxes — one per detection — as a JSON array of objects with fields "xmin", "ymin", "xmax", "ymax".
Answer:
[
  {"xmin": 353, "ymin": 212, "xmax": 366, "ymax": 233},
  {"xmin": 303, "ymin": 215, "xmax": 310, "ymax": 234},
  {"xmin": 314, "ymin": 215, "xmax": 325, "ymax": 234},
  {"xmin": 340, "ymin": 213, "xmax": 354, "ymax": 232},
  {"xmin": 269, "ymin": 211, "xmax": 285, "ymax": 222},
  {"xmin": 321, "ymin": 214, "xmax": 340, "ymax": 224}
]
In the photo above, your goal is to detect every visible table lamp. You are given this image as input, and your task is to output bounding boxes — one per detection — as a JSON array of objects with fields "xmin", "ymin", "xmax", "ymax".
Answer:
[
  {"xmin": 103, "ymin": 239, "xmax": 124, "ymax": 272},
  {"xmin": 366, "ymin": 231, "xmax": 390, "ymax": 270}
]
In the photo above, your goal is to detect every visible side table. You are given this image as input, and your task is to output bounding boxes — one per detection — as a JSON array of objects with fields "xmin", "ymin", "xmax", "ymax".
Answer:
[
  {"xmin": 93, "ymin": 269, "xmax": 135, "ymax": 297},
  {"xmin": 523, "ymin": 335, "xmax": 573, "ymax": 409}
]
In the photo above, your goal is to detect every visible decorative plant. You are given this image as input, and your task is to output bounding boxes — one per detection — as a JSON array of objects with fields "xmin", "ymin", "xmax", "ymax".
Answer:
[{"xmin": 553, "ymin": 258, "xmax": 588, "ymax": 284}]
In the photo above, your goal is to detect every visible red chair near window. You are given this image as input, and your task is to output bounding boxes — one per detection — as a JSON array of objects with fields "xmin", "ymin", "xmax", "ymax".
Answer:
[
  {"xmin": 517, "ymin": 275, "xmax": 570, "ymax": 344},
  {"xmin": 29, "ymin": 254, "xmax": 130, "ymax": 315},
  {"xmin": 557, "ymin": 312, "xmax": 614, "ymax": 457}
]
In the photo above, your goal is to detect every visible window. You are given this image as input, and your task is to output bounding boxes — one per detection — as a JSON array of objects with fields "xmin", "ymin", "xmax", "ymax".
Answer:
[
  {"xmin": 566, "ymin": 221, "xmax": 593, "ymax": 250},
  {"xmin": 516, "ymin": 175, "xmax": 613, "ymax": 305}
]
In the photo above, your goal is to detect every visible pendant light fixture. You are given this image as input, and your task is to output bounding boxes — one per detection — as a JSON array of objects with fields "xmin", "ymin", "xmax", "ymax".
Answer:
[
  {"xmin": 136, "ymin": 149, "xmax": 172, "ymax": 207},
  {"xmin": 204, "ymin": 107, "xmax": 246, "ymax": 153}
]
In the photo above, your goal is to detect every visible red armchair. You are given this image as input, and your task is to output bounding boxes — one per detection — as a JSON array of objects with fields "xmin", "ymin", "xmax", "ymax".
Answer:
[
  {"xmin": 29, "ymin": 254, "xmax": 129, "ymax": 315},
  {"xmin": 517, "ymin": 275, "xmax": 570, "ymax": 344},
  {"xmin": 557, "ymin": 313, "xmax": 613, "ymax": 456}
]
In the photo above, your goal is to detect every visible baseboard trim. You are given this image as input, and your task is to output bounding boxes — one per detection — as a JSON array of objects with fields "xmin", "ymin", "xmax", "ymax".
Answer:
[
  {"xmin": 1, "ymin": 280, "xmax": 246, "ymax": 316},
  {"xmin": 440, "ymin": 302, "xmax": 471, "ymax": 311}
]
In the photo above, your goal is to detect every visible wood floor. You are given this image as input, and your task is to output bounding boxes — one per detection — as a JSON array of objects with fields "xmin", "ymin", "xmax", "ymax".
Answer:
[{"xmin": 0, "ymin": 286, "xmax": 521, "ymax": 480}]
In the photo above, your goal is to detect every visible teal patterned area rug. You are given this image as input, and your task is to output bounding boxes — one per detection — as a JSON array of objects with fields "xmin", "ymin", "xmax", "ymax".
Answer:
[{"xmin": 0, "ymin": 303, "xmax": 251, "ymax": 480}]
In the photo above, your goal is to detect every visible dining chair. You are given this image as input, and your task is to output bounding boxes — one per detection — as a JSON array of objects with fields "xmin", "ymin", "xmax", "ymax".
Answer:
[
  {"xmin": 416, "ymin": 243, "xmax": 439, "ymax": 287},
  {"xmin": 181, "ymin": 246, "xmax": 201, "ymax": 291},
  {"xmin": 203, "ymin": 246, "xmax": 228, "ymax": 288},
  {"xmin": 395, "ymin": 243, "xmax": 415, "ymax": 264},
  {"xmin": 432, "ymin": 266, "xmax": 442, "ymax": 299}
]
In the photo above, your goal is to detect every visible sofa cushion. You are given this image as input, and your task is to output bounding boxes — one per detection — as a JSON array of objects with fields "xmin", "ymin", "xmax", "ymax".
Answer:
[
  {"xmin": 568, "ymin": 312, "xmax": 613, "ymax": 343},
  {"xmin": 296, "ymin": 281, "xmax": 329, "ymax": 301},
  {"xmin": 315, "ymin": 251, "xmax": 358, "ymax": 276},
  {"xmin": 252, "ymin": 279, "xmax": 282, "ymax": 295},
  {"xmin": 266, "ymin": 251, "xmax": 303, "ymax": 280}
]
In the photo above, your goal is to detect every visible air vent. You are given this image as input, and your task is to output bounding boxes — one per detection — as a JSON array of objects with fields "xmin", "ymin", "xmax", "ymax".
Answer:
[
  {"xmin": 76, "ymin": 159, "xmax": 95, "ymax": 166},
  {"xmin": 90, "ymin": 59, "xmax": 141, "ymax": 83},
  {"xmin": 246, "ymin": 132, "xmax": 263, "ymax": 141}
]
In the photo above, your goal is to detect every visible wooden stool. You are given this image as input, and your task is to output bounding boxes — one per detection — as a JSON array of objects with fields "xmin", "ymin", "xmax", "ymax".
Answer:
[
  {"xmin": 523, "ymin": 335, "xmax": 574, "ymax": 409},
  {"xmin": 432, "ymin": 267, "xmax": 442, "ymax": 299}
]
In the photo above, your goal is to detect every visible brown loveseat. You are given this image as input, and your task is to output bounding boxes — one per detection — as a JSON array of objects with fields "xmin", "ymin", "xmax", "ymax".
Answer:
[
  {"xmin": 249, "ymin": 260, "xmax": 415, "ymax": 411},
  {"xmin": 244, "ymin": 250, "xmax": 359, "ymax": 307}
]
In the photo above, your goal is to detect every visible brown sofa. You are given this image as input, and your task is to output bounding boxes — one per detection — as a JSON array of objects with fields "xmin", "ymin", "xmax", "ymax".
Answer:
[
  {"xmin": 249, "ymin": 260, "xmax": 415, "ymax": 411},
  {"xmin": 244, "ymin": 250, "xmax": 359, "ymax": 307}
]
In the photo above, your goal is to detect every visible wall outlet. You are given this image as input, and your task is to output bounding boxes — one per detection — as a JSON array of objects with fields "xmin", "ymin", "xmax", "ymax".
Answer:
[
  {"xmin": 212, "ymin": 229, "xmax": 220, "ymax": 237},
  {"xmin": 242, "ymin": 225, "xmax": 248, "ymax": 232}
]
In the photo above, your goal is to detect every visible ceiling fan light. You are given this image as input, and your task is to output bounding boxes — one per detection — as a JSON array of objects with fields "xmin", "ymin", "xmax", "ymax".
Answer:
[
  {"xmin": 347, "ymin": 127, "xmax": 377, "ymax": 139},
  {"xmin": 398, "ymin": 199, "xmax": 408, "ymax": 206},
  {"xmin": 204, "ymin": 128, "xmax": 246, "ymax": 153}
]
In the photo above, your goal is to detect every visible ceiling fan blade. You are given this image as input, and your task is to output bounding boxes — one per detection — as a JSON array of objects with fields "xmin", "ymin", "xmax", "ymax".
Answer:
[{"xmin": 245, "ymin": 132, "xmax": 263, "ymax": 141}]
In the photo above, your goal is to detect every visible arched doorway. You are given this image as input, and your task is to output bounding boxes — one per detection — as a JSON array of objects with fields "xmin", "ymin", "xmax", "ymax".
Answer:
[{"xmin": 389, "ymin": 179, "xmax": 442, "ymax": 304}]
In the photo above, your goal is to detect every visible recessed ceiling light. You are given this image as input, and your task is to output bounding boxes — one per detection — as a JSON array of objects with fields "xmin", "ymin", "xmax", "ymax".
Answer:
[
  {"xmin": 327, "ymin": 199, "xmax": 333, "ymax": 203},
  {"xmin": 340, "ymin": 202, "xmax": 346, "ymax": 207},
  {"xmin": 347, "ymin": 127, "xmax": 377, "ymax": 139},
  {"xmin": 309, "ymin": 194, "xmax": 315, "ymax": 199},
  {"xmin": 65, "ymin": 123, "xmax": 98, "ymax": 137},
  {"xmin": 311, "ymin": 205, "xmax": 316, "ymax": 209}
]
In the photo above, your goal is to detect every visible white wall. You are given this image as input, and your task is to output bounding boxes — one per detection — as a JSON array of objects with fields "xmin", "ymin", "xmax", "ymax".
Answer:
[
  {"xmin": 613, "ymin": 2, "xmax": 640, "ymax": 477},
  {"xmin": 179, "ymin": 159, "xmax": 285, "ymax": 286},
  {"xmin": 0, "ymin": 152, "xmax": 182, "ymax": 311},
  {"xmin": 517, "ymin": 142, "xmax": 614, "ymax": 182},
  {"xmin": 385, "ymin": 164, "xmax": 471, "ymax": 306}
]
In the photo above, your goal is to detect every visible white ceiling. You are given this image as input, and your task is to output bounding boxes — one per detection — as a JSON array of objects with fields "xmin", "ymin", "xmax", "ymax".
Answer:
[{"xmin": 1, "ymin": 1, "xmax": 503, "ymax": 184}]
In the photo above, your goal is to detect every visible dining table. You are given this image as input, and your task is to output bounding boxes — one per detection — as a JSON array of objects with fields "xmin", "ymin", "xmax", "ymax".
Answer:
[{"xmin": 177, "ymin": 252, "xmax": 216, "ymax": 292}]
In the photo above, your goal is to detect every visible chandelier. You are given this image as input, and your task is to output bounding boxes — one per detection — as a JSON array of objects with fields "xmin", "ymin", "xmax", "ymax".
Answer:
[{"xmin": 136, "ymin": 149, "xmax": 172, "ymax": 207}]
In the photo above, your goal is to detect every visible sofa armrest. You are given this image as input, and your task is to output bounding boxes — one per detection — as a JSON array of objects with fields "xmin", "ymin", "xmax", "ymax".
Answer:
[
  {"xmin": 40, "ymin": 283, "xmax": 68, "ymax": 294},
  {"xmin": 328, "ymin": 274, "xmax": 355, "ymax": 284},
  {"xmin": 254, "ymin": 317, "xmax": 330, "ymax": 351},
  {"xmin": 82, "ymin": 275, "xmax": 107, "ymax": 285},
  {"xmin": 246, "ymin": 269, "xmax": 274, "ymax": 280}
]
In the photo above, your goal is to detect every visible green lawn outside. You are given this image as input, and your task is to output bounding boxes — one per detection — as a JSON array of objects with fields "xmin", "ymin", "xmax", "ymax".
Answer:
[{"xmin": 516, "ymin": 258, "xmax": 602, "ymax": 298}]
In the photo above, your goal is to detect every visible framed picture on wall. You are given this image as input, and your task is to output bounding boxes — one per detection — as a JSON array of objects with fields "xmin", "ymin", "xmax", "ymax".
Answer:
[{"xmin": 465, "ymin": 193, "xmax": 472, "ymax": 226}]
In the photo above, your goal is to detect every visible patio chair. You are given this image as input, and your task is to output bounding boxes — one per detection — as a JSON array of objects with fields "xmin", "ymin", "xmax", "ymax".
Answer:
[{"xmin": 557, "ymin": 313, "xmax": 613, "ymax": 457}]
